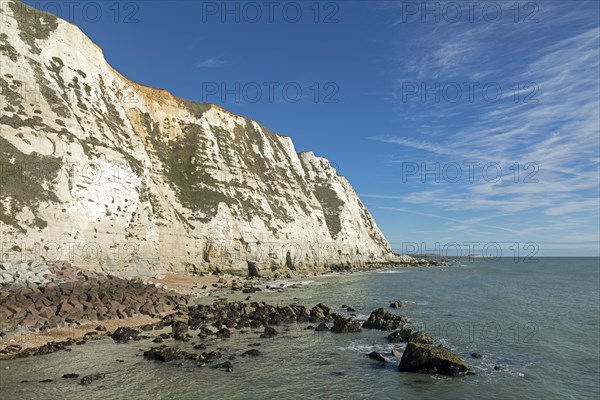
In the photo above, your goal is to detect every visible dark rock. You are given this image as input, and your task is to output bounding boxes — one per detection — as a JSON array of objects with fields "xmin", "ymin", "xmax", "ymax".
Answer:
[
  {"xmin": 387, "ymin": 328, "xmax": 413, "ymax": 343},
  {"xmin": 315, "ymin": 322, "xmax": 329, "ymax": 332},
  {"xmin": 398, "ymin": 342, "xmax": 468, "ymax": 376},
  {"xmin": 79, "ymin": 373, "xmax": 105, "ymax": 385},
  {"xmin": 39, "ymin": 379, "xmax": 53, "ymax": 383},
  {"xmin": 387, "ymin": 328, "xmax": 434, "ymax": 344},
  {"xmin": 213, "ymin": 361, "xmax": 233, "ymax": 371},
  {"xmin": 62, "ymin": 373, "xmax": 79, "ymax": 379},
  {"xmin": 201, "ymin": 351, "xmax": 222, "ymax": 362},
  {"xmin": 390, "ymin": 300, "xmax": 403, "ymax": 309},
  {"xmin": 172, "ymin": 318, "xmax": 189, "ymax": 341},
  {"xmin": 83, "ymin": 332, "xmax": 103, "ymax": 341},
  {"xmin": 260, "ymin": 326, "xmax": 278, "ymax": 338},
  {"xmin": 241, "ymin": 349, "xmax": 261, "ymax": 357},
  {"xmin": 363, "ymin": 308, "xmax": 407, "ymax": 330},
  {"xmin": 217, "ymin": 328, "xmax": 231, "ymax": 338},
  {"xmin": 152, "ymin": 337, "xmax": 164, "ymax": 343},
  {"xmin": 493, "ymin": 365, "xmax": 503, "ymax": 371},
  {"xmin": 409, "ymin": 331, "xmax": 434, "ymax": 344},
  {"xmin": 367, "ymin": 351, "xmax": 388, "ymax": 363},
  {"xmin": 143, "ymin": 347, "xmax": 196, "ymax": 362},
  {"xmin": 470, "ymin": 352, "xmax": 482, "ymax": 359},
  {"xmin": 110, "ymin": 327, "xmax": 141, "ymax": 343},
  {"xmin": 330, "ymin": 315, "xmax": 362, "ymax": 333},
  {"xmin": 95, "ymin": 325, "xmax": 107, "ymax": 332}
]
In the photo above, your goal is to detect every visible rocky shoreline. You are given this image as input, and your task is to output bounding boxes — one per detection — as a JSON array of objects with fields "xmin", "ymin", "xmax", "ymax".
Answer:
[{"xmin": 1, "ymin": 260, "xmax": 469, "ymax": 380}]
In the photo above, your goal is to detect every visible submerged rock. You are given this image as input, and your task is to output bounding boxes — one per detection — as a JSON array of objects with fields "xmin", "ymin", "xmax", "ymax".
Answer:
[
  {"xmin": 79, "ymin": 373, "xmax": 105, "ymax": 385},
  {"xmin": 241, "ymin": 349, "xmax": 261, "ymax": 357},
  {"xmin": 398, "ymin": 342, "xmax": 468, "ymax": 376}
]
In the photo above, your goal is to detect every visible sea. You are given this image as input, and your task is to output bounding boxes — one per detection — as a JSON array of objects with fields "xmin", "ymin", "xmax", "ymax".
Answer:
[{"xmin": 0, "ymin": 257, "xmax": 598, "ymax": 400}]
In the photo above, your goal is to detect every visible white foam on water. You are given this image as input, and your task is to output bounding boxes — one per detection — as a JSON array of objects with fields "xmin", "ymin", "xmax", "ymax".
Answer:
[{"xmin": 375, "ymin": 269, "xmax": 409, "ymax": 274}]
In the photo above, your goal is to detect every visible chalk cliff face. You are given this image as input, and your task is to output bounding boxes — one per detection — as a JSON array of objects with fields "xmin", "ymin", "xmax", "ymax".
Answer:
[{"xmin": 0, "ymin": 0, "xmax": 403, "ymax": 277}]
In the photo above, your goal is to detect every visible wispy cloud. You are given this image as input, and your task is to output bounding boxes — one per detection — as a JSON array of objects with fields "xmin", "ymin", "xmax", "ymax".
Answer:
[
  {"xmin": 194, "ymin": 56, "xmax": 229, "ymax": 68},
  {"xmin": 368, "ymin": 3, "xmax": 600, "ymax": 253}
]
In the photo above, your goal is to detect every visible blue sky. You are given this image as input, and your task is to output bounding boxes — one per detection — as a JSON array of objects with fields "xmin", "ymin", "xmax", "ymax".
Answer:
[{"xmin": 23, "ymin": 0, "xmax": 600, "ymax": 256}]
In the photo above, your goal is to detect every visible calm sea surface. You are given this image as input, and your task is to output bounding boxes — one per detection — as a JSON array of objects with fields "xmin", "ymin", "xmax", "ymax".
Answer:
[{"xmin": 1, "ymin": 258, "xmax": 599, "ymax": 399}]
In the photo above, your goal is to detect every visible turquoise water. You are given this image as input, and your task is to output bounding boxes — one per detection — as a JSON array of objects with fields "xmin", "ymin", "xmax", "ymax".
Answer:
[{"xmin": 1, "ymin": 258, "xmax": 598, "ymax": 399}]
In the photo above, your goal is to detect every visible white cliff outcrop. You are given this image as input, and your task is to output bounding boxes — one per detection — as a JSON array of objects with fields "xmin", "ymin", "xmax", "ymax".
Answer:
[{"xmin": 0, "ymin": 0, "xmax": 407, "ymax": 277}]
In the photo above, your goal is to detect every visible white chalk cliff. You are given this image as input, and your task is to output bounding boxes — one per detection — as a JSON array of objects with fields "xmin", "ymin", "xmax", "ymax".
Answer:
[{"xmin": 0, "ymin": 0, "xmax": 406, "ymax": 277}]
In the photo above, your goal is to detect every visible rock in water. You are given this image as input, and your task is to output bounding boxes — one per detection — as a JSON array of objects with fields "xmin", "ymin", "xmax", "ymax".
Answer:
[
  {"xmin": 363, "ymin": 308, "xmax": 407, "ymax": 330},
  {"xmin": 408, "ymin": 331, "xmax": 434, "ymax": 344},
  {"xmin": 79, "ymin": 374, "xmax": 105, "ymax": 385},
  {"xmin": 367, "ymin": 351, "xmax": 388, "ymax": 363},
  {"xmin": 315, "ymin": 322, "xmax": 329, "ymax": 331},
  {"xmin": 330, "ymin": 315, "xmax": 362, "ymax": 333},
  {"xmin": 260, "ymin": 326, "xmax": 278, "ymax": 338},
  {"xmin": 387, "ymin": 328, "xmax": 413, "ymax": 343},
  {"xmin": 143, "ymin": 347, "xmax": 196, "ymax": 362},
  {"xmin": 389, "ymin": 300, "xmax": 403, "ymax": 308},
  {"xmin": 398, "ymin": 342, "xmax": 468, "ymax": 376},
  {"xmin": 110, "ymin": 327, "xmax": 141, "ymax": 343},
  {"xmin": 172, "ymin": 318, "xmax": 189, "ymax": 341}
]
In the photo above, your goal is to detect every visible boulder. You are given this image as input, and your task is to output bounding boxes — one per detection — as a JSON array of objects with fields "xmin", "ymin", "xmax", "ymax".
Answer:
[
  {"xmin": 110, "ymin": 327, "xmax": 141, "ymax": 343},
  {"xmin": 367, "ymin": 351, "xmax": 388, "ymax": 363},
  {"xmin": 330, "ymin": 315, "xmax": 361, "ymax": 333},
  {"xmin": 241, "ymin": 349, "xmax": 261, "ymax": 357},
  {"xmin": 260, "ymin": 326, "xmax": 278, "ymax": 338},
  {"xmin": 398, "ymin": 342, "xmax": 468, "ymax": 376},
  {"xmin": 144, "ymin": 347, "xmax": 196, "ymax": 362},
  {"xmin": 213, "ymin": 361, "xmax": 233, "ymax": 372},
  {"xmin": 315, "ymin": 322, "xmax": 329, "ymax": 332},
  {"xmin": 363, "ymin": 308, "xmax": 407, "ymax": 330},
  {"xmin": 389, "ymin": 300, "xmax": 403, "ymax": 308},
  {"xmin": 387, "ymin": 328, "xmax": 413, "ymax": 343},
  {"xmin": 410, "ymin": 331, "xmax": 434, "ymax": 344},
  {"xmin": 172, "ymin": 317, "xmax": 189, "ymax": 341}
]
